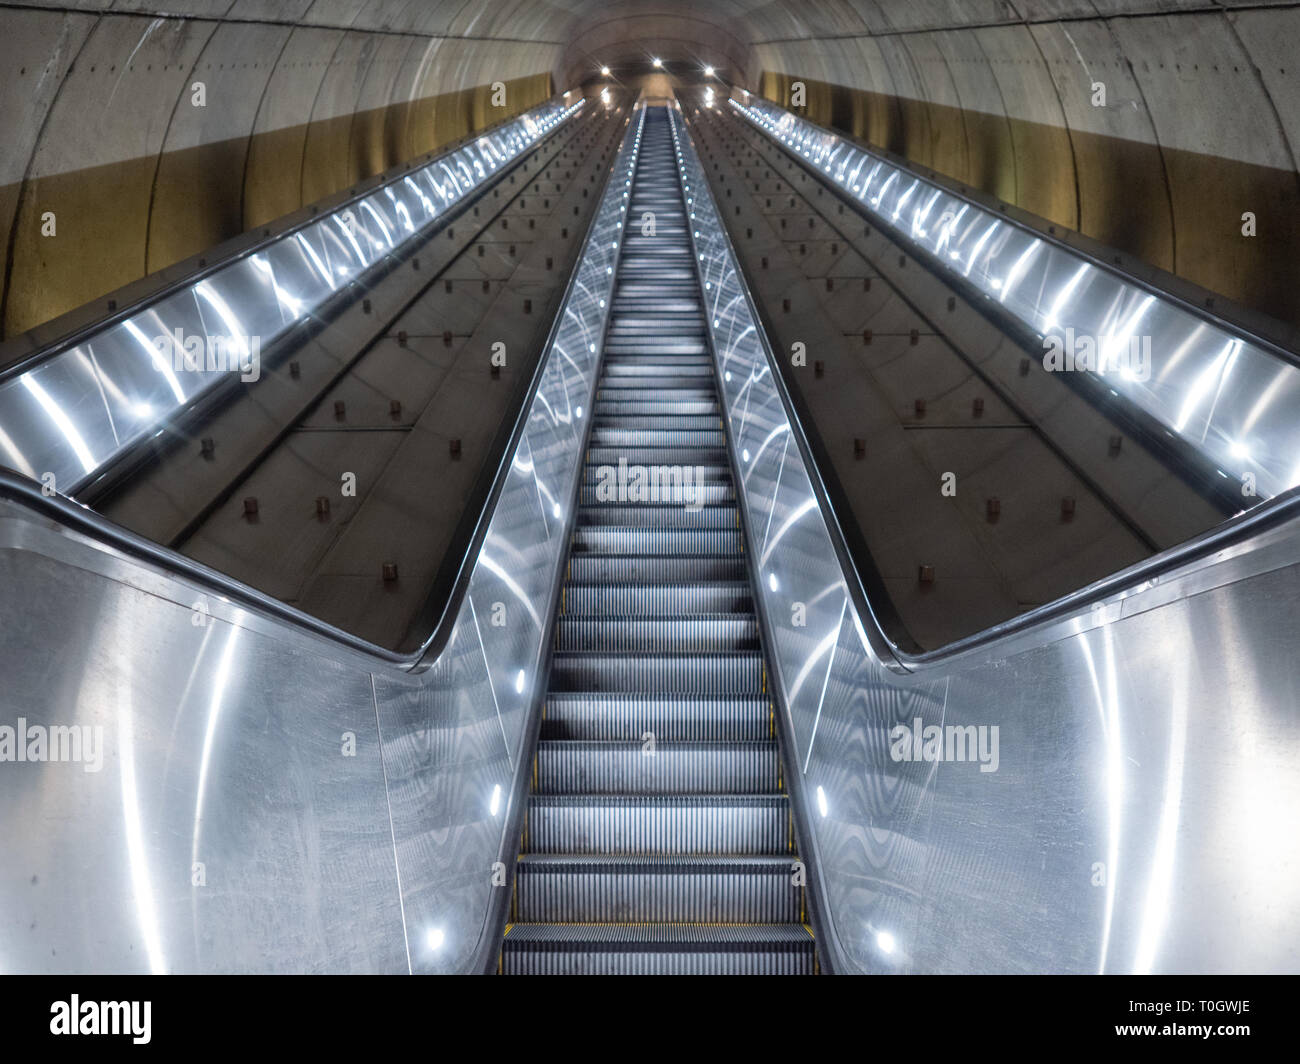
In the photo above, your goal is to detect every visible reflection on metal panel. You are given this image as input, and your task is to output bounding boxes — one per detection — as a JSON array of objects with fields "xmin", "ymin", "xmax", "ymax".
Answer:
[
  {"xmin": 0, "ymin": 108, "xmax": 645, "ymax": 973},
  {"xmin": 673, "ymin": 107, "xmax": 1300, "ymax": 974},
  {"xmin": 0, "ymin": 99, "xmax": 583, "ymax": 496},
  {"xmin": 732, "ymin": 97, "xmax": 1300, "ymax": 503}
]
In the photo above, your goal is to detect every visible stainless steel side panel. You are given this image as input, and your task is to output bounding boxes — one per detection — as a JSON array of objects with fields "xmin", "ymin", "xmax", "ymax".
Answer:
[
  {"xmin": 672, "ymin": 107, "xmax": 1300, "ymax": 975},
  {"xmin": 0, "ymin": 109, "xmax": 644, "ymax": 974}
]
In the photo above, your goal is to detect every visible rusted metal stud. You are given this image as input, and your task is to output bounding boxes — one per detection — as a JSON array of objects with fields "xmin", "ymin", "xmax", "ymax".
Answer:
[
  {"xmin": 1109, "ymin": 435, "xmax": 1123, "ymax": 455},
  {"xmin": 973, "ymin": 397, "xmax": 985, "ymax": 417},
  {"xmin": 918, "ymin": 564, "xmax": 935, "ymax": 584},
  {"xmin": 397, "ymin": 330, "xmax": 408, "ymax": 347},
  {"xmin": 243, "ymin": 497, "xmax": 259, "ymax": 517},
  {"xmin": 524, "ymin": 299, "xmax": 533, "ymax": 314},
  {"xmin": 814, "ymin": 360, "xmax": 825, "ymax": 379},
  {"xmin": 362, "ymin": 298, "xmax": 372, "ymax": 314},
  {"xmin": 390, "ymin": 399, "xmax": 402, "ymax": 418},
  {"xmin": 449, "ymin": 438, "xmax": 462, "ymax": 458},
  {"xmin": 854, "ymin": 438, "xmax": 866, "ymax": 459},
  {"xmin": 1019, "ymin": 357, "xmax": 1031, "ymax": 376},
  {"xmin": 1061, "ymin": 496, "xmax": 1077, "ymax": 519},
  {"xmin": 316, "ymin": 496, "xmax": 330, "ymax": 518},
  {"xmin": 986, "ymin": 497, "xmax": 1001, "ymax": 522},
  {"xmin": 910, "ymin": 329, "xmax": 919, "ymax": 346},
  {"xmin": 862, "ymin": 329, "xmax": 873, "ymax": 345},
  {"xmin": 289, "ymin": 361, "xmax": 301, "ymax": 379},
  {"xmin": 914, "ymin": 398, "xmax": 927, "ymax": 417},
  {"xmin": 382, "ymin": 562, "xmax": 398, "ymax": 583},
  {"xmin": 443, "ymin": 330, "xmax": 453, "ymax": 347},
  {"xmin": 200, "ymin": 437, "xmax": 215, "ymax": 459}
]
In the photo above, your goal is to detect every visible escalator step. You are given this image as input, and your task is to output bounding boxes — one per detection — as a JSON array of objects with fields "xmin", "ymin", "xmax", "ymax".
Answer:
[
  {"xmin": 501, "ymin": 924, "xmax": 815, "ymax": 975},
  {"xmin": 588, "ymin": 428, "xmax": 725, "ymax": 448},
  {"xmin": 585, "ymin": 446, "xmax": 728, "ymax": 466},
  {"xmin": 566, "ymin": 554, "xmax": 746, "ymax": 583},
  {"xmin": 575, "ymin": 504, "xmax": 738, "ymax": 530},
  {"xmin": 562, "ymin": 581, "xmax": 750, "ymax": 614},
  {"xmin": 571, "ymin": 527, "xmax": 743, "ymax": 555},
  {"xmin": 514, "ymin": 855, "xmax": 801, "ymax": 923},
  {"xmin": 534, "ymin": 740, "xmax": 779, "ymax": 794},
  {"xmin": 524, "ymin": 795, "xmax": 791, "ymax": 855},
  {"xmin": 555, "ymin": 615, "xmax": 758, "ymax": 652},
  {"xmin": 548, "ymin": 651, "xmax": 765, "ymax": 694},
  {"xmin": 541, "ymin": 693, "xmax": 770, "ymax": 741}
]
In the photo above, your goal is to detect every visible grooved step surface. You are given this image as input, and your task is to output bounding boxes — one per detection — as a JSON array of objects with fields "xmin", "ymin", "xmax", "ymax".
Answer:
[
  {"xmin": 505, "ymin": 106, "xmax": 814, "ymax": 975},
  {"xmin": 542, "ymin": 693, "xmax": 771, "ymax": 741},
  {"xmin": 524, "ymin": 795, "xmax": 792, "ymax": 855},
  {"xmin": 501, "ymin": 923, "xmax": 815, "ymax": 974}
]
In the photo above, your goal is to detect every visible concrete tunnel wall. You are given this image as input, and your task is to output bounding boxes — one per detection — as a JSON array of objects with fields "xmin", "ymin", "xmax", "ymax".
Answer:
[
  {"xmin": 4, "ymin": 1, "xmax": 1300, "ymax": 342},
  {"xmin": 742, "ymin": 1, "xmax": 1300, "ymax": 334},
  {"xmin": 0, "ymin": 0, "xmax": 568, "ymax": 340}
]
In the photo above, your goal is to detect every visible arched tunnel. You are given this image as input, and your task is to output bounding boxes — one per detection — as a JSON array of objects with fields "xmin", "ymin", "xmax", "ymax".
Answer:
[{"xmin": 1, "ymin": 1, "xmax": 1298, "ymax": 981}]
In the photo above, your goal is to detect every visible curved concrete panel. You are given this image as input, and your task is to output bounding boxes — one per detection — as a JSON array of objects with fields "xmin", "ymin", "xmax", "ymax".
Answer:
[
  {"xmin": 747, "ymin": 1, "xmax": 1300, "ymax": 332},
  {"xmin": 0, "ymin": 6, "xmax": 564, "ymax": 340},
  {"xmin": 242, "ymin": 25, "xmax": 342, "ymax": 229},
  {"xmin": 146, "ymin": 19, "xmax": 293, "ymax": 273},
  {"xmin": 5, "ymin": 0, "xmax": 1300, "ymax": 343}
]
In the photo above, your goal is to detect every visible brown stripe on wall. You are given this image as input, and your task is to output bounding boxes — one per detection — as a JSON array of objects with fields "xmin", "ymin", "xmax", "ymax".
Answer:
[
  {"xmin": 1, "ymin": 72, "xmax": 552, "ymax": 340},
  {"xmin": 761, "ymin": 72, "xmax": 1300, "ymax": 333}
]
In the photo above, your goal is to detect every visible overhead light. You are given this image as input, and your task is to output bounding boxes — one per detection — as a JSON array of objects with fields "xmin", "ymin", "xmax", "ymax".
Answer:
[
  {"xmin": 652, "ymin": 57, "xmax": 663, "ymax": 68},
  {"xmin": 704, "ymin": 65, "xmax": 715, "ymax": 77},
  {"xmin": 601, "ymin": 65, "xmax": 611, "ymax": 77},
  {"xmin": 426, "ymin": 928, "xmax": 445, "ymax": 951}
]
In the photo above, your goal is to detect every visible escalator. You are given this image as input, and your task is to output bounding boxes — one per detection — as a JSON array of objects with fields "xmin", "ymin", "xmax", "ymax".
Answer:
[
  {"xmin": 1, "ymin": 96, "xmax": 1297, "ymax": 976},
  {"xmin": 500, "ymin": 108, "xmax": 817, "ymax": 975}
]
